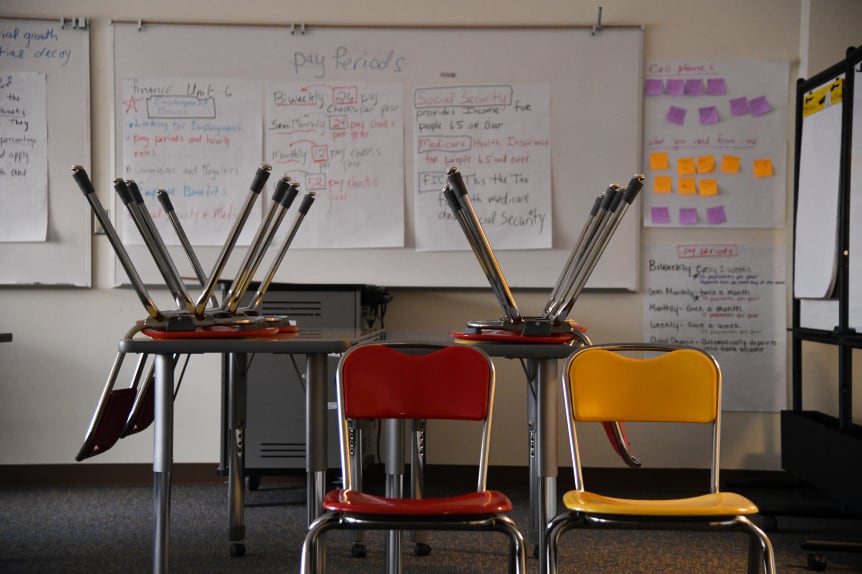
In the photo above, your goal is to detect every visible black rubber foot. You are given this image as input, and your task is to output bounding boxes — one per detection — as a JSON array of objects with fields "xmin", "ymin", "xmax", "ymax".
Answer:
[
  {"xmin": 807, "ymin": 553, "xmax": 828, "ymax": 571},
  {"xmin": 230, "ymin": 542, "xmax": 246, "ymax": 557},
  {"xmin": 414, "ymin": 542, "xmax": 432, "ymax": 556},
  {"xmin": 350, "ymin": 543, "xmax": 367, "ymax": 558}
]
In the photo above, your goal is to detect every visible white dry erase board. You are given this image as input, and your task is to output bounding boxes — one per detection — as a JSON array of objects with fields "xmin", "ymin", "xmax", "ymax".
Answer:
[
  {"xmin": 0, "ymin": 18, "xmax": 91, "ymax": 286},
  {"xmin": 111, "ymin": 22, "xmax": 643, "ymax": 289},
  {"xmin": 796, "ymin": 49, "xmax": 862, "ymax": 331}
]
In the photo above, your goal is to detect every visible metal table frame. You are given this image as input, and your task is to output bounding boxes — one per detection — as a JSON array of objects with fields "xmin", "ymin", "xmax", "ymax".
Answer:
[
  {"xmin": 119, "ymin": 328, "xmax": 382, "ymax": 574},
  {"xmin": 382, "ymin": 332, "xmax": 580, "ymax": 572}
]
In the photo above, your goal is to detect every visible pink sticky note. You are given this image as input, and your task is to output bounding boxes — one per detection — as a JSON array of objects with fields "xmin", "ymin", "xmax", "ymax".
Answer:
[
  {"xmin": 645, "ymin": 79, "xmax": 664, "ymax": 96},
  {"xmin": 699, "ymin": 106, "xmax": 719, "ymax": 125},
  {"xmin": 750, "ymin": 96, "xmax": 771, "ymax": 116},
  {"xmin": 667, "ymin": 105, "xmax": 687, "ymax": 125},
  {"xmin": 729, "ymin": 97, "xmax": 750, "ymax": 116},
  {"xmin": 666, "ymin": 79, "xmax": 685, "ymax": 96},
  {"xmin": 651, "ymin": 207, "xmax": 671, "ymax": 224},
  {"xmin": 679, "ymin": 208, "xmax": 699, "ymax": 225},
  {"xmin": 706, "ymin": 78, "xmax": 727, "ymax": 96},
  {"xmin": 684, "ymin": 79, "xmax": 704, "ymax": 96},
  {"xmin": 706, "ymin": 206, "xmax": 727, "ymax": 225}
]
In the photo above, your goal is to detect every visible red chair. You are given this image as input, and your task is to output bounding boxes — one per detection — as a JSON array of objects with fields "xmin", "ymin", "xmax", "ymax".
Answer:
[{"xmin": 300, "ymin": 343, "xmax": 527, "ymax": 573}]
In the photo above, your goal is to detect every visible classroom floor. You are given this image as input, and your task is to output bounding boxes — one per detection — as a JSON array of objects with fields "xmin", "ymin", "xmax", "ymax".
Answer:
[{"xmin": 2, "ymin": 470, "xmax": 861, "ymax": 573}]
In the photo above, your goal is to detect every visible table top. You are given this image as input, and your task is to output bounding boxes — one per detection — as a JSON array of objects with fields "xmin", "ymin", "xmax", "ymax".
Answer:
[
  {"xmin": 119, "ymin": 327, "xmax": 384, "ymax": 354},
  {"xmin": 118, "ymin": 326, "xmax": 585, "ymax": 360},
  {"xmin": 382, "ymin": 329, "xmax": 586, "ymax": 360}
]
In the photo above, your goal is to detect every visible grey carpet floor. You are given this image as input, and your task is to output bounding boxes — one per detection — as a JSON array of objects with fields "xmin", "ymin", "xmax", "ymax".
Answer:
[{"xmin": 1, "ymin": 474, "xmax": 861, "ymax": 573}]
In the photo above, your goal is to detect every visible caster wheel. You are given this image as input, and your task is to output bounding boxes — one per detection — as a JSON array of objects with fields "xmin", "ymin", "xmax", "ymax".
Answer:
[
  {"xmin": 230, "ymin": 542, "xmax": 246, "ymax": 557},
  {"xmin": 350, "ymin": 543, "xmax": 367, "ymax": 558},
  {"xmin": 414, "ymin": 542, "xmax": 432, "ymax": 556},
  {"xmin": 807, "ymin": 553, "xmax": 827, "ymax": 571}
]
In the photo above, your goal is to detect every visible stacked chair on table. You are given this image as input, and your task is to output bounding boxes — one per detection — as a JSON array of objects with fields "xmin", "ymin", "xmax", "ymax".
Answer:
[
  {"xmin": 300, "ymin": 342, "xmax": 527, "ymax": 574},
  {"xmin": 545, "ymin": 343, "xmax": 776, "ymax": 574}
]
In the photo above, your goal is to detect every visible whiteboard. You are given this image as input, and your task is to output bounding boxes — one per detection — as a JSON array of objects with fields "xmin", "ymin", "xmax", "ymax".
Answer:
[
  {"xmin": 0, "ymin": 18, "xmax": 91, "ymax": 286},
  {"xmin": 112, "ymin": 23, "xmax": 643, "ymax": 290},
  {"xmin": 848, "ymin": 47, "xmax": 862, "ymax": 329},
  {"xmin": 794, "ymin": 75, "xmax": 844, "ymax": 299}
]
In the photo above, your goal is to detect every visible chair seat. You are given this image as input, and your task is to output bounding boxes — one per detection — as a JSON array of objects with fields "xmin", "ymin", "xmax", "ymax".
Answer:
[
  {"xmin": 323, "ymin": 488, "xmax": 513, "ymax": 516},
  {"xmin": 562, "ymin": 490, "xmax": 759, "ymax": 517}
]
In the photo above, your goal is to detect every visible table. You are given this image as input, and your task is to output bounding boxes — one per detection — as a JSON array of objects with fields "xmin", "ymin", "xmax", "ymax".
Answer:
[
  {"xmin": 119, "ymin": 327, "xmax": 383, "ymax": 574},
  {"xmin": 382, "ymin": 330, "xmax": 584, "ymax": 572}
]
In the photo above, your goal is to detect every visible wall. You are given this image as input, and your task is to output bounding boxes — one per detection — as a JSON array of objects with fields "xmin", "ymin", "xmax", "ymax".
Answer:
[{"xmin": 0, "ymin": 0, "xmax": 859, "ymax": 471}]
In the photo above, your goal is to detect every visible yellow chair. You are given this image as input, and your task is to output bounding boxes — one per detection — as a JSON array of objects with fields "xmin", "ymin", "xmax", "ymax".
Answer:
[{"xmin": 545, "ymin": 343, "xmax": 775, "ymax": 574}]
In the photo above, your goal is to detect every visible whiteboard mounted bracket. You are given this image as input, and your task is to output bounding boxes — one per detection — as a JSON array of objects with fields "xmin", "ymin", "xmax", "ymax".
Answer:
[
  {"xmin": 592, "ymin": 6, "xmax": 603, "ymax": 36},
  {"xmin": 61, "ymin": 17, "xmax": 88, "ymax": 30},
  {"xmin": 290, "ymin": 22, "xmax": 306, "ymax": 35}
]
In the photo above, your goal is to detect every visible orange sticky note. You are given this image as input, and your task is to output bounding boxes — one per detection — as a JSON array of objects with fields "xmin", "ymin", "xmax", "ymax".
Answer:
[
  {"xmin": 650, "ymin": 151, "xmax": 670, "ymax": 170},
  {"xmin": 677, "ymin": 157, "xmax": 696, "ymax": 176},
  {"xmin": 721, "ymin": 155, "xmax": 741, "ymax": 174},
  {"xmin": 653, "ymin": 175, "xmax": 673, "ymax": 193},
  {"xmin": 696, "ymin": 155, "xmax": 715, "ymax": 174},
  {"xmin": 699, "ymin": 179, "xmax": 718, "ymax": 196},
  {"xmin": 678, "ymin": 177, "xmax": 697, "ymax": 195},
  {"xmin": 753, "ymin": 159, "xmax": 773, "ymax": 177}
]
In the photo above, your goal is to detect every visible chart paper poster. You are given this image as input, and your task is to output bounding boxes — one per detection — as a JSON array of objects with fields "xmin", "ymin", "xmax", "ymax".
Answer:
[
  {"xmin": 265, "ymin": 81, "xmax": 404, "ymax": 249},
  {"xmin": 643, "ymin": 60, "xmax": 788, "ymax": 228},
  {"xmin": 413, "ymin": 83, "xmax": 551, "ymax": 251},
  {"xmin": 121, "ymin": 77, "xmax": 263, "ymax": 246},
  {"xmin": 0, "ymin": 72, "xmax": 48, "ymax": 242},
  {"xmin": 644, "ymin": 242, "xmax": 786, "ymax": 411}
]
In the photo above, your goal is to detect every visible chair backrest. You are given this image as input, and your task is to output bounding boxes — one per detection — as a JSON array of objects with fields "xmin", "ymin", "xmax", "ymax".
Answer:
[
  {"xmin": 562, "ymin": 343, "xmax": 723, "ymax": 491},
  {"xmin": 336, "ymin": 343, "xmax": 496, "ymax": 491}
]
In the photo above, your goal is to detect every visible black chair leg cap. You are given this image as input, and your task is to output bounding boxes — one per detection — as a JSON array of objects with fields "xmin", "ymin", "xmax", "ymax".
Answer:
[
  {"xmin": 230, "ymin": 543, "xmax": 246, "ymax": 557},
  {"xmin": 807, "ymin": 553, "xmax": 828, "ymax": 571},
  {"xmin": 414, "ymin": 542, "xmax": 432, "ymax": 556},
  {"xmin": 350, "ymin": 543, "xmax": 367, "ymax": 558}
]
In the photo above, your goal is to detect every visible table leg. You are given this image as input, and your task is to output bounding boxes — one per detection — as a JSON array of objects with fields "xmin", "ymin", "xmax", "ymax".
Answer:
[
  {"xmin": 305, "ymin": 353, "xmax": 329, "ymax": 524},
  {"xmin": 526, "ymin": 361, "xmax": 539, "ymax": 549},
  {"xmin": 153, "ymin": 353, "xmax": 174, "ymax": 574},
  {"xmin": 535, "ymin": 358, "xmax": 559, "ymax": 574},
  {"xmin": 305, "ymin": 353, "xmax": 329, "ymax": 570},
  {"xmin": 227, "ymin": 353, "xmax": 247, "ymax": 555},
  {"xmin": 384, "ymin": 418, "xmax": 405, "ymax": 574}
]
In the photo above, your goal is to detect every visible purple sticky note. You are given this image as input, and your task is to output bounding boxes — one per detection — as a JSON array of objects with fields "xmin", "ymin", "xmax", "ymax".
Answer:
[
  {"xmin": 684, "ymin": 79, "xmax": 704, "ymax": 96},
  {"xmin": 706, "ymin": 206, "xmax": 727, "ymax": 225},
  {"xmin": 706, "ymin": 78, "xmax": 727, "ymax": 96},
  {"xmin": 729, "ymin": 96, "xmax": 750, "ymax": 116},
  {"xmin": 666, "ymin": 79, "xmax": 685, "ymax": 96},
  {"xmin": 749, "ymin": 95, "xmax": 771, "ymax": 116},
  {"xmin": 699, "ymin": 106, "xmax": 719, "ymax": 125},
  {"xmin": 679, "ymin": 208, "xmax": 699, "ymax": 225},
  {"xmin": 667, "ymin": 105, "xmax": 687, "ymax": 126},
  {"xmin": 651, "ymin": 207, "xmax": 671, "ymax": 224},
  {"xmin": 645, "ymin": 79, "xmax": 664, "ymax": 96}
]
